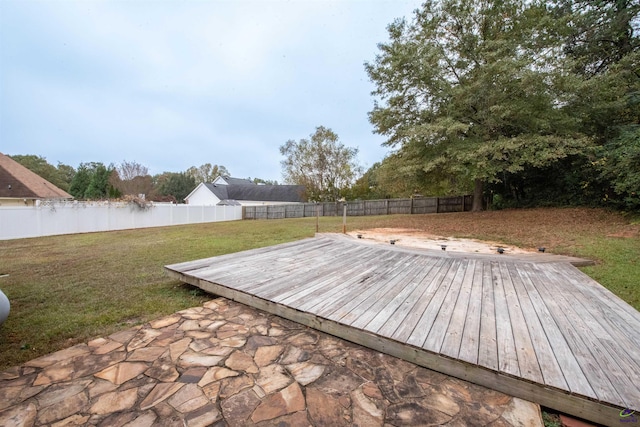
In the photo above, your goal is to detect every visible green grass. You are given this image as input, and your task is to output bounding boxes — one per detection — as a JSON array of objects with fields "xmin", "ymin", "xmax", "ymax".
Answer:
[{"xmin": 0, "ymin": 208, "xmax": 638, "ymax": 370}]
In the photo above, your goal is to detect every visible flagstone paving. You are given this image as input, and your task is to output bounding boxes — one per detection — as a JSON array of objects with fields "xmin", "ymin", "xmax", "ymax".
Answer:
[{"xmin": 0, "ymin": 298, "xmax": 543, "ymax": 426}]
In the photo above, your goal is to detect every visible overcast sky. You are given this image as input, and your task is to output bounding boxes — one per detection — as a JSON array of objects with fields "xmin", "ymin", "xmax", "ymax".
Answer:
[{"xmin": 1, "ymin": 0, "xmax": 421, "ymax": 181}]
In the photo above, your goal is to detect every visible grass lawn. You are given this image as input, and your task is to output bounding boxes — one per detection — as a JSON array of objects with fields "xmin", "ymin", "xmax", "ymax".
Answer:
[{"xmin": 0, "ymin": 207, "xmax": 638, "ymax": 370}]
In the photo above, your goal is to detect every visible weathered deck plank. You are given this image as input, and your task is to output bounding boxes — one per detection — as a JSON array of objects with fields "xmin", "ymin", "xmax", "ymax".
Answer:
[{"xmin": 165, "ymin": 234, "xmax": 639, "ymax": 426}]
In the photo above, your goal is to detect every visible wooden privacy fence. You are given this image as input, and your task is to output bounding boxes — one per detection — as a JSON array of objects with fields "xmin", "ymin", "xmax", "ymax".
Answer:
[{"xmin": 243, "ymin": 195, "xmax": 473, "ymax": 220}]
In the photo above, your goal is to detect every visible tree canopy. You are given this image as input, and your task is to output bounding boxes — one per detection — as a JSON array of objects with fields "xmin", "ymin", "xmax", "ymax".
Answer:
[
  {"xmin": 365, "ymin": 0, "xmax": 633, "ymax": 209},
  {"xmin": 185, "ymin": 163, "xmax": 230, "ymax": 184},
  {"xmin": 280, "ymin": 126, "xmax": 362, "ymax": 202},
  {"xmin": 9, "ymin": 155, "xmax": 75, "ymax": 192}
]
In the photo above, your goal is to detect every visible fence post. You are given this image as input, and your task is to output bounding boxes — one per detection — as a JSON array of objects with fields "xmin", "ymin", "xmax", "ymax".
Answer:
[
  {"xmin": 435, "ymin": 197, "xmax": 439, "ymax": 213},
  {"xmin": 342, "ymin": 203, "xmax": 347, "ymax": 234},
  {"xmin": 385, "ymin": 199, "xmax": 389, "ymax": 215},
  {"xmin": 316, "ymin": 203, "xmax": 319, "ymax": 233},
  {"xmin": 410, "ymin": 197, "xmax": 414, "ymax": 214}
]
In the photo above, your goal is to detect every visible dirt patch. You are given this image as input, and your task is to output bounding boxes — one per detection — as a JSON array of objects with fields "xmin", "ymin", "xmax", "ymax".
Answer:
[{"xmin": 349, "ymin": 228, "xmax": 533, "ymax": 254}]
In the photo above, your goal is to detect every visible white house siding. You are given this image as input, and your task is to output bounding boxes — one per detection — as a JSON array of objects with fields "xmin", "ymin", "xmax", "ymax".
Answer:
[{"xmin": 185, "ymin": 184, "xmax": 221, "ymax": 205}]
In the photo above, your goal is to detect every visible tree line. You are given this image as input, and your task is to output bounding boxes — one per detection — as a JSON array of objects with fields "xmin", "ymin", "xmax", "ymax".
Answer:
[{"xmin": 9, "ymin": 155, "xmax": 237, "ymax": 203}]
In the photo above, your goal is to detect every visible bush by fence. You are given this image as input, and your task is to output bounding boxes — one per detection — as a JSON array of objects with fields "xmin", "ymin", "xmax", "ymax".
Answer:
[
  {"xmin": 0, "ymin": 202, "xmax": 242, "ymax": 240},
  {"xmin": 242, "ymin": 195, "xmax": 473, "ymax": 220}
]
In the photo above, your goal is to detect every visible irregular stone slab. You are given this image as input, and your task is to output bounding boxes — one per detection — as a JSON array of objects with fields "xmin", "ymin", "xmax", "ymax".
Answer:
[
  {"xmin": 362, "ymin": 382, "xmax": 383, "ymax": 400},
  {"xmin": 37, "ymin": 390, "xmax": 89, "ymax": 424},
  {"xmin": 184, "ymin": 403, "xmax": 222, "ymax": 427},
  {"xmin": 179, "ymin": 366, "xmax": 207, "ymax": 384},
  {"xmin": 396, "ymin": 373, "xmax": 426, "ymax": 399},
  {"xmin": 121, "ymin": 411, "xmax": 157, "ymax": 427},
  {"xmin": 95, "ymin": 362, "xmax": 148, "ymax": 385},
  {"xmin": 0, "ymin": 366, "xmax": 21, "ymax": 380},
  {"xmin": 169, "ymin": 337, "xmax": 192, "ymax": 361},
  {"xmin": 500, "ymin": 397, "xmax": 543, "ymax": 427},
  {"xmin": 346, "ymin": 356, "xmax": 376, "ymax": 381},
  {"xmin": 198, "ymin": 367, "xmax": 239, "ymax": 387},
  {"xmin": 244, "ymin": 335, "xmax": 279, "ymax": 352},
  {"xmin": 95, "ymin": 411, "xmax": 137, "ymax": 427},
  {"xmin": 25, "ymin": 344, "xmax": 90, "ymax": 369},
  {"xmin": 51, "ymin": 414, "xmax": 90, "ymax": 426},
  {"xmin": 36, "ymin": 379, "xmax": 91, "ymax": 408},
  {"xmin": 280, "ymin": 346, "xmax": 311, "ymax": 364},
  {"xmin": 0, "ymin": 384, "xmax": 44, "ymax": 411},
  {"xmin": 314, "ymin": 366, "xmax": 364, "ymax": 395},
  {"xmin": 127, "ymin": 346, "xmax": 167, "ymax": 362},
  {"xmin": 202, "ymin": 346, "xmax": 234, "ymax": 357},
  {"xmin": 254, "ymin": 345, "xmax": 283, "ymax": 367},
  {"xmin": 422, "ymin": 392, "xmax": 460, "ymax": 417},
  {"xmin": 256, "ymin": 364, "xmax": 292, "ymax": 394},
  {"xmin": 217, "ymin": 323, "xmax": 249, "ymax": 339},
  {"xmin": 220, "ymin": 389, "xmax": 261, "ymax": 424},
  {"xmin": 179, "ymin": 319, "xmax": 202, "ymax": 331},
  {"xmin": 286, "ymin": 331, "xmax": 318, "ymax": 346},
  {"xmin": 88, "ymin": 378, "xmax": 119, "ymax": 399},
  {"xmin": 168, "ymin": 383, "xmax": 209, "ymax": 413},
  {"xmin": 262, "ymin": 410, "xmax": 310, "ymax": 426},
  {"xmin": 201, "ymin": 381, "xmax": 221, "ymax": 402},
  {"xmin": 0, "ymin": 402, "xmax": 37, "ymax": 427},
  {"xmin": 386, "ymin": 401, "xmax": 453, "ymax": 426},
  {"xmin": 127, "ymin": 329, "xmax": 163, "ymax": 352},
  {"xmin": 351, "ymin": 388, "xmax": 384, "ymax": 427},
  {"xmin": 109, "ymin": 328, "xmax": 139, "ymax": 344},
  {"xmin": 189, "ymin": 339, "xmax": 214, "ymax": 352},
  {"xmin": 203, "ymin": 300, "xmax": 221, "ymax": 310},
  {"xmin": 186, "ymin": 330, "xmax": 214, "ymax": 339},
  {"xmin": 251, "ymin": 381, "xmax": 305, "ymax": 423},
  {"xmin": 90, "ymin": 387, "xmax": 139, "ymax": 415},
  {"xmin": 219, "ymin": 337, "xmax": 246, "ymax": 348},
  {"xmin": 219, "ymin": 375, "xmax": 255, "ymax": 399},
  {"xmin": 178, "ymin": 351, "xmax": 224, "ymax": 368},
  {"xmin": 144, "ymin": 358, "xmax": 180, "ymax": 382},
  {"xmin": 373, "ymin": 366, "xmax": 401, "ymax": 403},
  {"xmin": 139, "ymin": 382, "xmax": 184, "ymax": 410},
  {"xmin": 149, "ymin": 314, "xmax": 182, "ymax": 329},
  {"xmin": 91, "ymin": 339, "xmax": 124, "ymax": 355},
  {"xmin": 225, "ymin": 351, "xmax": 258, "ymax": 374},
  {"xmin": 286, "ymin": 361, "xmax": 325, "ymax": 386},
  {"xmin": 307, "ymin": 387, "xmax": 348, "ymax": 427},
  {"xmin": 206, "ymin": 320, "xmax": 227, "ymax": 331}
]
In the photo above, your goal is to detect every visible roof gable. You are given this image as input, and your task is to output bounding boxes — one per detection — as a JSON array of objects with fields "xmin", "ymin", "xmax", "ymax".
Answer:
[
  {"xmin": 213, "ymin": 176, "xmax": 255, "ymax": 186},
  {"xmin": 0, "ymin": 153, "xmax": 72, "ymax": 199}
]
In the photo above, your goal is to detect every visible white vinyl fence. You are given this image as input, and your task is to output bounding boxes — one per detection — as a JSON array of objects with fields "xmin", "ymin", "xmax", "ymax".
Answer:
[{"xmin": 0, "ymin": 201, "xmax": 242, "ymax": 240}]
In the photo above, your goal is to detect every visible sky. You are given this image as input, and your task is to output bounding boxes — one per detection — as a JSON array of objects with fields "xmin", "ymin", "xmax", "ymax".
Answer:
[{"xmin": 0, "ymin": 0, "xmax": 422, "ymax": 182}]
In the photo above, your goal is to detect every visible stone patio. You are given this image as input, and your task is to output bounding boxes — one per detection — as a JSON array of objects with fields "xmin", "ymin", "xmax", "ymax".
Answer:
[{"xmin": 0, "ymin": 298, "xmax": 543, "ymax": 426}]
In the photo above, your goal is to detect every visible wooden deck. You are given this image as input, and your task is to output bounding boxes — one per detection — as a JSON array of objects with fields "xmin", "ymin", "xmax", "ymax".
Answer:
[{"xmin": 165, "ymin": 234, "xmax": 640, "ymax": 426}]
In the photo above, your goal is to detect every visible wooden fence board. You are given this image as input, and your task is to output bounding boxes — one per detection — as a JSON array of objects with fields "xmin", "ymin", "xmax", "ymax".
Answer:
[{"xmin": 243, "ymin": 195, "xmax": 473, "ymax": 219}]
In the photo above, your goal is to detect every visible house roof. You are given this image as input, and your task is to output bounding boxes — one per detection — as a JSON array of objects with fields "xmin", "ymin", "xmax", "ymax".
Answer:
[
  {"xmin": 203, "ymin": 183, "xmax": 306, "ymax": 203},
  {"xmin": 0, "ymin": 153, "xmax": 72, "ymax": 199}
]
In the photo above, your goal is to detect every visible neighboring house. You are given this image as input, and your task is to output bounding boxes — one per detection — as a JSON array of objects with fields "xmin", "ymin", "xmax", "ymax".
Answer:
[
  {"xmin": 0, "ymin": 153, "xmax": 72, "ymax": 206},
  {"xmin": 185, "ymin": 177, "xmax": 306, "ymax": 206}
]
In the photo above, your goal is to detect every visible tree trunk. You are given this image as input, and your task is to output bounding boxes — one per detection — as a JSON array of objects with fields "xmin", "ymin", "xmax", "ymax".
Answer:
[{"xmin": 472, "ymin": 179, "xmax": 483, "ymax": 211}]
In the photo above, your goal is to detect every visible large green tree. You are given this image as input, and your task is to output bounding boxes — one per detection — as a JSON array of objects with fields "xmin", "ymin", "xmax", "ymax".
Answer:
[
  {"xmin": 10, "ymin": 155, "xmax": 74, "ymax": 192},
  {"xmin": 69, "ymin": 162, "xmax": 116, "ymax": 200},
  {"xmin": 154, "ymin": 172, "xmax": 196, "ymax": 203},
  {"xmin": 280, "ymin": 126, "xmax": 362, "ymax": 202},
  {"xmin": 366, "ymin": 0, "xmax": 591, "ymax": 210}
]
